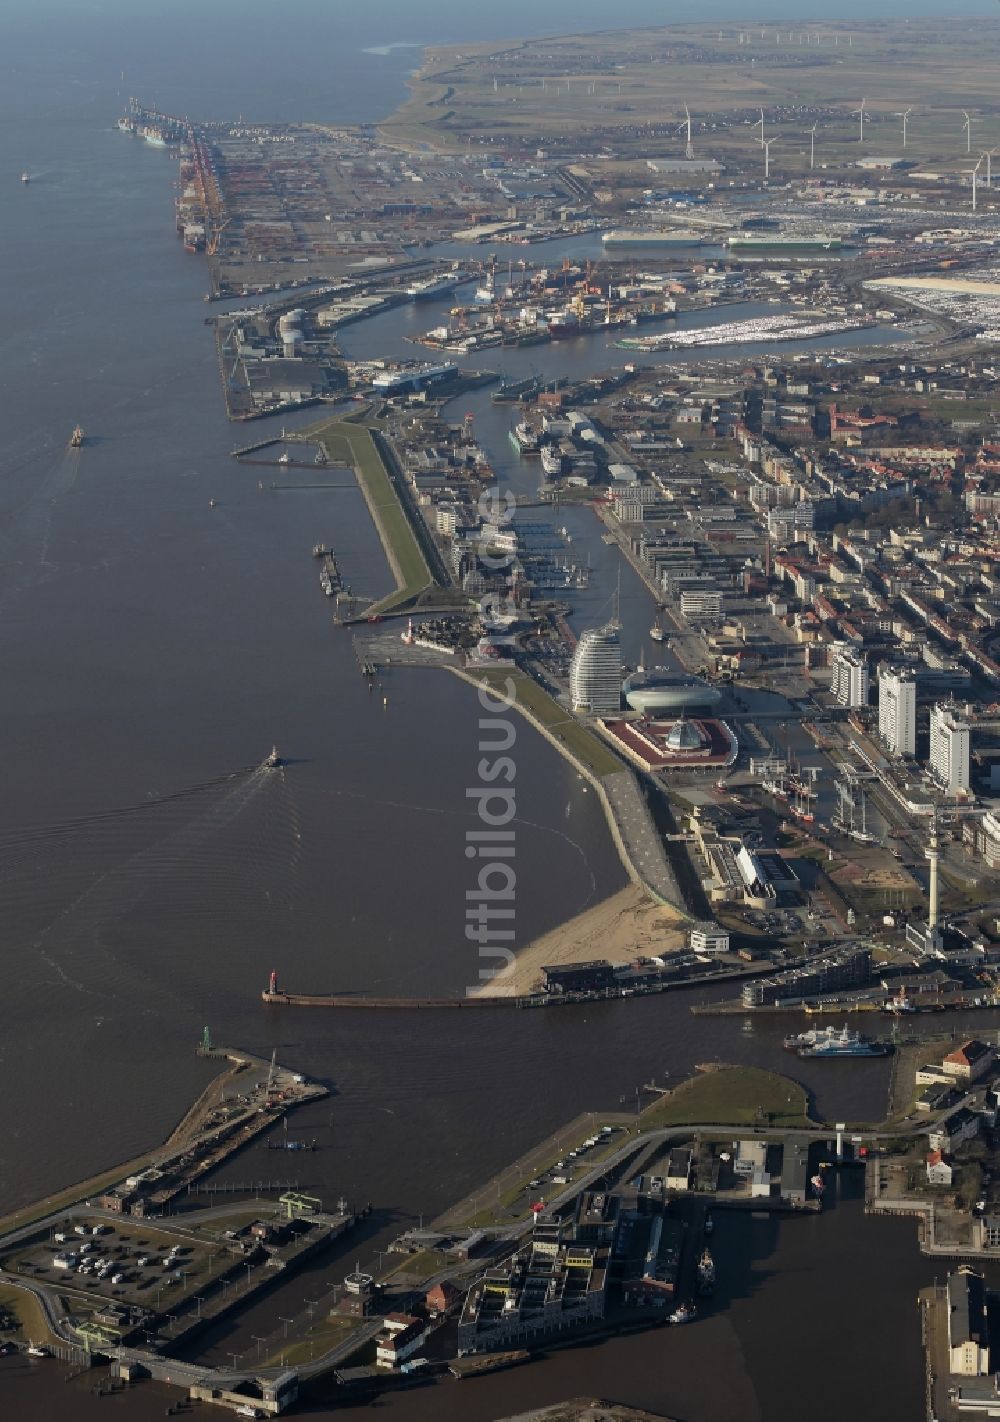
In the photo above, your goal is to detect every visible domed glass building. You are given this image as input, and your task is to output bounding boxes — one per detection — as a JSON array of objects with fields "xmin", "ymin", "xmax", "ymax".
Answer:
[
  {"xmin": 665, "ymin": 718, "xmax": 707, "ymax": 753},
  {"xmin": 622, "ymin": 669, "xmax": 721, "ymax": 715}
]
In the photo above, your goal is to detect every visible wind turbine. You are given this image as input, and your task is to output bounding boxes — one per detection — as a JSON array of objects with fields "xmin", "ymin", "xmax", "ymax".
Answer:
[
  {"xmin": 682, "ymin": 103, "xmax": 693, "ymax": 159},
  {"xmin": 809, "ymin": 123, "xmax": 818, "ymax": 170},
  {"xmin": 853, "ymin": 98, "xmax": 867, "ymax": 143},
  {"xmin": 963, "ymin": 111, "xmax": 972, "ymax": 154},
  {"xmin": 898, "ymin": 108, "xmax": 912, "ymax": 149},
  {"xmin": 755, "ymin": 106, "xmax": 766, "ymax": 148},
  {"xmin": 764, "ymin": 137, "xmax": 776, "ymax": 180},
  {"xmin": 971, "ymin": 152, "xmax": 984, "ymax": 212},
  {"xmin": 983, "ymin": 148, "xmax": 997, "ymax": 189}
]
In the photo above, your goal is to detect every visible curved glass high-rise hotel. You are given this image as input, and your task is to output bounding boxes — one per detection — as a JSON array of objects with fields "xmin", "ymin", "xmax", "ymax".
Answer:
[{"xmin": 569, "ymin": 624, "xmax": 622, "ymax": 714}]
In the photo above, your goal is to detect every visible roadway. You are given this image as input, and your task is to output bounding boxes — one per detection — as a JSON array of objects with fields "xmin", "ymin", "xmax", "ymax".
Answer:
[{"xmin": 6, "ymin": 1089, "xmax": 979, "ymax": 1382}]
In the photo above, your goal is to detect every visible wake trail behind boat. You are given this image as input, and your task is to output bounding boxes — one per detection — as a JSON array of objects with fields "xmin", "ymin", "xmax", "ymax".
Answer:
[
  {"xmin": 0, "ymin": 763, "xmax": 268, "ymax": 860},
  {"xmin": 12, "ymin": 761, "xmax": 282, "ymax": 995}
]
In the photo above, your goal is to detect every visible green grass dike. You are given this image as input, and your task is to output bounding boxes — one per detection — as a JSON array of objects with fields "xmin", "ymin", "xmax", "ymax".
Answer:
[
  {"xmin": 640, "ymin": 1065, "xmax": 815, "ymax": 1131},
  {"xmin": 0, "ymin": 1284, "xmax": 58, "ymax": 1347},
  {"xmin": 308, "ymin": 413, "xmax": 435, "ymax": 616},
  {"xmin": 472, "ymin": 667, "xmax": 624, "ymax": 780}
]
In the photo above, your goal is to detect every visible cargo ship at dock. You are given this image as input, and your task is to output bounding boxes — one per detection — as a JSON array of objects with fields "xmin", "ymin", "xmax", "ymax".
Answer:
[
  {"xmin": 727, "ymin": 232, "xmax": 843, "ymax": 253},
  {"xmin": 406, "ymin": 273, "xmax": 467, "ymax": 302},
  {"xmin": 509, "ymin": 421, "xmax": 540, "ymax": 455},
  {"xmin": 117, "ymin": 115, "xmax": 174, "ymax": 147},
  {"xmin": 492, "ymin": 375, "xmax": 542, "ymax": 403},
  {"xmin": 617, "ymin": 311, "xmax": 866, "ymax": 352},
  {"xmin": 540, "ymin": 445, "xmax": 563, "ymax": 477},
  {"xmin": 602, "ymin": 229, "xmax": 709, "ymax": 249}
]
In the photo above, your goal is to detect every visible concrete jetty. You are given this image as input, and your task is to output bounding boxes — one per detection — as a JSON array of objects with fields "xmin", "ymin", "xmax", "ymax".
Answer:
[{"xmin": 231, "ymin": 436, "xmax": 282, "ymax": 457}]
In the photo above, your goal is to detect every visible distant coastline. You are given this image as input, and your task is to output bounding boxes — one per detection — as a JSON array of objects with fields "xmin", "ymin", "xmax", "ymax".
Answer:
[{"xmin": 362, "ymin": 41, "xmax": 424, "ymax": 56}]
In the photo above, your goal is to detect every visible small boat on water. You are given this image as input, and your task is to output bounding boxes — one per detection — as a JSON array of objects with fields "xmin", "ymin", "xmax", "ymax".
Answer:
[
  {"xmin": 697, "ymin": 1249, "xmax": 716, "ymax": 1295},
  {"xmin": 278, "ymin": 452, "xmax": 291, "ymax": 465},
  {"xmin": 69, "ymin": 425, "xmax": 85, "ymax": 448},
  {"xmin": 21, "ymin": 171, "xmax": 30, "ymax": 185},
  {"xmin": 669, "ymin": 1303, "xmax": 695, "ymax": 1325},
  {"xmin": 264, "ymin": 745, "xmax": 282, "ymax": 769}
]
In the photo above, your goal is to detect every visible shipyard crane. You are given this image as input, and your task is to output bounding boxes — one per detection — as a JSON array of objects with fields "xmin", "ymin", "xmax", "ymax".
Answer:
[
  {"xmin": 220, "ymin": 323, "xmax": 244, "ymax": 389},
  {"xmin": 206, "ymin": 217, "xmax": 232, "ymax": 258}
]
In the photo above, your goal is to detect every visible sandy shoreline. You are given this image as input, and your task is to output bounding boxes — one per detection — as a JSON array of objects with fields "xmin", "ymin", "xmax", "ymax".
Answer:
[{"xmin": 472, "ymin": 884, "xmax": 686, "ymax": 998}]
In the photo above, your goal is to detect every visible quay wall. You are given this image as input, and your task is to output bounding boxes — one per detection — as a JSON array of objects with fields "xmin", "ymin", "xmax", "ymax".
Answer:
[
  {"xmin": 261, "ymin": 957, "xmax": 775, "ymax": 1012},
  {"xmin": 263, "ymin": 990, "xmax": 523, "ymax": 1009}
]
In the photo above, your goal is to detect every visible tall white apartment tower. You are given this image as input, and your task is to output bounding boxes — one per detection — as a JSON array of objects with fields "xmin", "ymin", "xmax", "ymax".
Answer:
[
  {"xmin": 929, "ymin": 702, "xmax": 970, "ymax": 794},
  {"xmin": 569, "ymin": 624, "xmax": 622, "ymax": 715},
  {"xmin": 831, "ymin": 644, "xmax": 870, "ymax": 708},
  {"xmin": 878, "ymin": 667, "xmax": 917, "ymax": 757}
]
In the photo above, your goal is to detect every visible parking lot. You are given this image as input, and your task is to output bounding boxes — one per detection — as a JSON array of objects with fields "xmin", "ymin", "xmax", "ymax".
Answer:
[{"xmin": 10, "ymin": 1218, "xmax": 221, "ymax": 1311}]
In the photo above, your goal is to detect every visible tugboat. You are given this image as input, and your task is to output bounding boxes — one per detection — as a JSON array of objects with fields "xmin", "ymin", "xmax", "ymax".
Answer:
[
  {"xmin": 650, "ymin": 621, "xmax": 666, "ymax": 642},
  {"xmin": 264, "ymin": 745, "xmax": 282, "ymax": 769},
  {"xmin": 669, "ymin": 1303, "xmax": 696, "ymax": 1325},
  {"xmin": 885, "ymin": 987, "xmax": 915, "ymax": 1015},
  {"xmin": 69, "ymin": 425, "xmax": 85, "ymax": 448}
]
